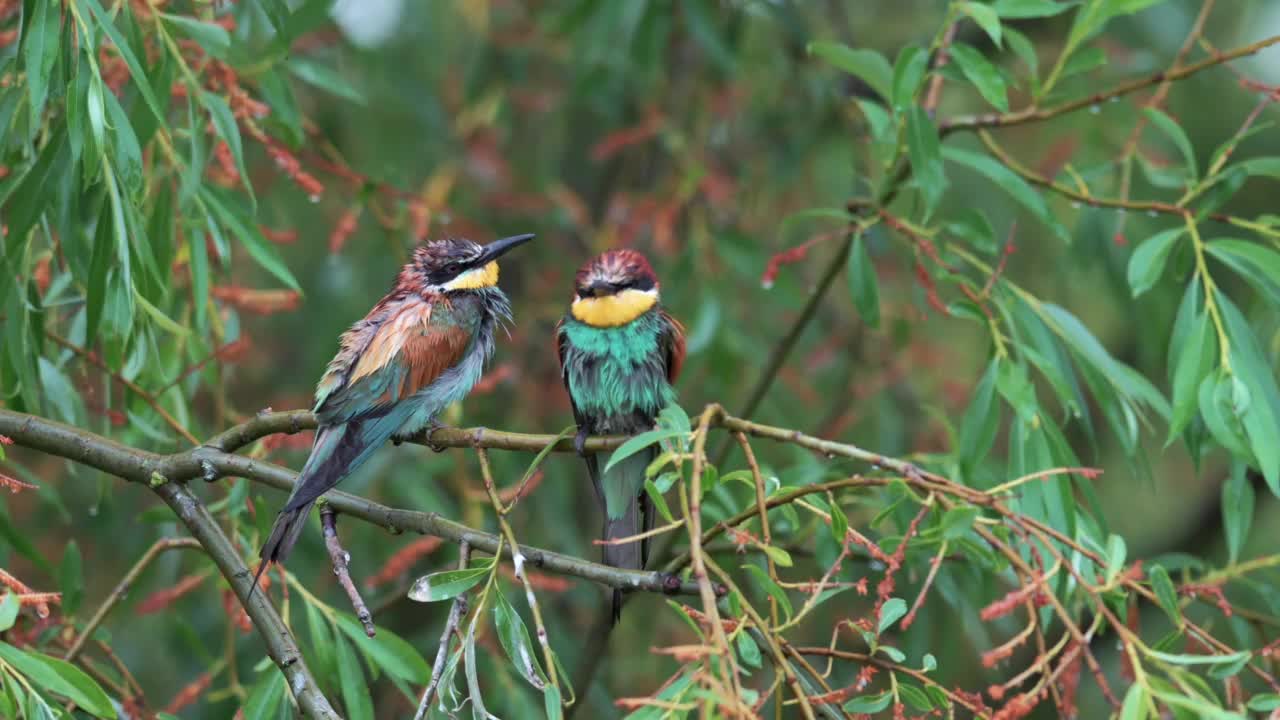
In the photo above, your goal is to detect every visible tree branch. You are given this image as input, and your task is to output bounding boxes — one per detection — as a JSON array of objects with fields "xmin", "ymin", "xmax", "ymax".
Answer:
[
  {"xmin": 939, "ymin": 33, "xmax": 1280, "ymax": 134},
  {"xmin": 0, "ymin": 410, "xmax": 702, "ymax": 598},
  {"xmin": 320, "ymin": 505, "xmax": 375, "ymax": 637},
  {"xmin": 64, "ymin": 537, "xmax": 203, "ymax": 662}
]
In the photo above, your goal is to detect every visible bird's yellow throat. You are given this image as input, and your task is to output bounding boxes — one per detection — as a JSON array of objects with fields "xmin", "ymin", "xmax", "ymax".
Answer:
[
  {"xmin": 444, "ymin": 261, "xmax": 500, "ymax": 291},
  {"xmin": 571, "ymin": 289, "xmax": 658, "ymax": 327}
]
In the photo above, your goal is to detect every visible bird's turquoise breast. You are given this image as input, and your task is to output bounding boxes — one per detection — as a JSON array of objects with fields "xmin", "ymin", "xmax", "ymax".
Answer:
[{"xmin": 560, "ymin": 311, "xmax": 675, "ymax": 420}]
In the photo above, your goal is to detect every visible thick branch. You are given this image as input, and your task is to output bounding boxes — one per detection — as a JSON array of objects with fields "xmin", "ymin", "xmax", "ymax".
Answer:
[
  {"xmin": 0, "ymin": 410, "xmax": 701, "ymax": 597},
  {"xmin": 153, "ymin": 482, "xmax": 339, "ymax": 718}
]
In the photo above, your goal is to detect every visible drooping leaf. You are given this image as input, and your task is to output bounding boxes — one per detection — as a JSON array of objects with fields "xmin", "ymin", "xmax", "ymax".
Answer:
[
  {"xmin": 905, "ymin": 107, "xmax": 947, "ymax": 214},
  {"xmin": 806, "ymin": 43, "xmax": 893, "ymax": 101},
  {"xmin": 848, "ymin": 234, "xmax": 880, "ymax": 328},
  {"xmin": 949, "ymin": 44, "xmax": 1009, "ymax": 111},
  {"xmin": 1126, "ymin": 228, "xmax": 1183, "ymax": 297}
]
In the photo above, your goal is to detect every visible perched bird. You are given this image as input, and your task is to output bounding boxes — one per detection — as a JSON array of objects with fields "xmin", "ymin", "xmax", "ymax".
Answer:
[
  {"xmin": 253, "ymin": 233, "xmax": 535, "ymax": 593},
  {"xmin": 556, "ymin": 250, "xmax": 685, "ymax": 622}
]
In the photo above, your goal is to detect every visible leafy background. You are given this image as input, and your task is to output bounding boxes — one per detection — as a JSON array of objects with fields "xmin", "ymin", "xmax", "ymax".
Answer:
[{"xmin": 2, "ymin": 0, "xmax": 1280, "ymax": 718}]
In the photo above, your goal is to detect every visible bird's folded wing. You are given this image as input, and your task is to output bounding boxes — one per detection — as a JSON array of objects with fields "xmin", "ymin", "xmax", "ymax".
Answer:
[
  {"xmin": 315, "ymin": 299, "xmax": 473, "ymax": 424},
  {"xmin": 660, "ymin": 309, "xmax": 686, "ymax": 383}
]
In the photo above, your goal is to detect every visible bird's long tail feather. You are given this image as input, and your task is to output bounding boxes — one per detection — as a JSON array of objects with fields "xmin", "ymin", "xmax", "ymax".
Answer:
[
  {"xmin": 251, "ymin": 420, "xmax": 387, "ymax": 598},
  {"xmin": 592, "ymin": 447, "xmax": 656, "ymax": 624}
]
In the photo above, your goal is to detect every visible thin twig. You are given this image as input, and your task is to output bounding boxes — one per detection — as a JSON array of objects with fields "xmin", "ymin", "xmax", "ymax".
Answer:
[
  {"xmin": 65, "ymin": 537, "xmax": 203, "ymax": 661},
  {"xmin": 320, "ymin": 504, "xmax": 375, "ymax": 637},
  {"xmin": 45, "ymin": 331, "xmax": 200, "ymax": 445},
  {"xmin": 414, "ymin": 541, "xmax": 471, "ymax": 720},
  {"xmin": 478, "ymin": 447, "xmax": 562, "ymax": 700},
  {"xmin": 940, "ymin": 33, "xmax": 1280, "ymax": 134},
  {"xmin": 681, "ymin": 406, "xmax": 745, "ymax": 708}
]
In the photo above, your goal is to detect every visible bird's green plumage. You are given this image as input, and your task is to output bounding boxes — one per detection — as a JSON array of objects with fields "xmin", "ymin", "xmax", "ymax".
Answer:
[{"xmin": 558, "ymin": 311, "xmax": 677, "ymax": 423}]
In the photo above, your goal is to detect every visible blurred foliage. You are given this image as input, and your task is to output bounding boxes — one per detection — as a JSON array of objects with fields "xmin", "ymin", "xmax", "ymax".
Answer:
[{"xmin": 2, "ymin": 0, "xmax": 1280, "ymax": 718}]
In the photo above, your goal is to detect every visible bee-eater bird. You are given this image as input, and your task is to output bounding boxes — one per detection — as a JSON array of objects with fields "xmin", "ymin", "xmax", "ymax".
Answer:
[
  {"xmin": 253, "ymin": 233, "xmax": 535, "ymax": 593},
  {"xmin": 556, "ymin": 250, "xmax": 685, "ymax": 622}
]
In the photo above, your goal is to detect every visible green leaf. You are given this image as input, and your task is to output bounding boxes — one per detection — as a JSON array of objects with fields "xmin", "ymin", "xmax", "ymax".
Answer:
[
  {"xmin": 201, "ymin": 92, "xmax": 254, "ymax": 205},
  {"xmin": 1148, "ymin": 565, "xmax": 1181, "ymax": 628},
  {"xmin": 333, "ymin": 613, "xmax": 429, "ymax": 683},
  {"xmin": 949, "ymin": 44, "xmax": 1009, "ymax": 111},
  {"xmin": 891, "ymin": 45, "xmax": 929, "ymax": 111},
  {"xmin": 944, "ymin": 146, "xmax": 1067, "ymax": 240},
  {"xmin": 848, "ymin": 234, "xmax": 880, "ymax": 328},
  {"xmin": 958, "ymin": 2, "xmax": 1002, "ymax": 46},
  {"xmin": 958, "ymin": 359, "xmax": 1000, "ymax": 476},
  {"xmin": 335, "ymin": 636, "xmax": 374, "ymax": 720},
  {"xmin": 878, "ymin": 597, "xmax": 907, "ymax": 634},
  {"xmin": 544, "ymin": 684, "xmax": 563, "ymax": 720},
  {"xmin": 288, "ymin": 58, "xmax": 367, "ymax": 105},
  {"xmin": 1120, "ymin": 682, "xmax": 1148, "ymax": 720},
  {"xmin": 201, "ymin": 189, "xmax": 302, "ymax": 291},
  {"xmin": 946, "ymin": 208, "xmax": 998, "ymax": 255},
  {"xmin": 1206, "ymin": 238, "xmax": 1280, "ymax": 289},
  {"xmin": 1126, "ymin": 228, "xmax": 1183, "ymax": 297},
  {"xmin": 742, "ymin": 564, "xmax": 792, "ymax": 621},
  {"xmin": 1146, "ymin": 648, "xmax": 1252, "ymax": 667},
  {"xmin": 830, "ymin": 498, "xmax": 848, "ymax": 545},
  {"xmin": 82, "ymin": 0, "xmax": 168, "ymax": 128},
  {"xmin": 736, "ymin": 632, "xmax": 762, "ymax": 668},
  {"xmin": 1248, "ymin": 694, "xmax": 1280, "ymax": 712},
  {"xmin": 761, "ymin": 544, "xmax": 793, "ymax": 568},
  {"xmin": 1067, "ymin": 0, "xmax": 1165, "ymax": 48},
  {"xmin": 59, "ymin": 542, "xmax": 83, "ymax": 616},
  {"xmin": 1222, "ymin": 461, "xmax": 1254, "ymax": 565},
  {"xmin": 922, "ymin": 653, "xmax": 937, "ymax": 672},
  {"xmin": 906, "ymin": 107, "xmax": 947, "ymax": 214},
  {"xmin": 899, "ymin": 682, "xmax": 934, "ymax": 712},
  {"xmin": 243, "ymin": 672, "xmax": 286, "ymax": 720},
  {"xmin": 843, "ymin": 691, "xmax": 892, "ymax": 714},
  {"xmin": 1042, "ymin": 303, "xmax": 1170, "ymax": 418},
  {"xmin": 1167, "ymin": 310, "xmax": 1214, "ymax": 443},
  {"xmin": 0, "ymin": 643, "xmax": 117, "ymax": 718},
  {"xmin": 1198, "ymin": 371, "xmax": 1252, "ymax": 460},
  {"xmin": 992, "ymin": 0, "xmax": 1076, "ymax": 18},
  {"xmin": 1105, "ymin": 534, "xmax": 1127, "ymax": 583},
  {"xmin": 644, "ymin": 478, "xmax": 675, "ymax": 522},
  {"xmin": 603, "ymin": 428, "xmax": 688, "ymax": 474},
  {"xmin": 1144, "ymin": 108, "xmax": 1197, "ymax": 181},
  {"xmin": 161, "ymin": 14, "xmax": 231, "ymax": 57},
  {"xmin": 493, "ymin": 590, "xmax": 546, "ymax": 688},
  {"xmin": 23, "ymin": 0, "xmax": 60, "ymax": 131},
  {"xmin": 940, "ymin": 506, "xmax": 979, "ymax": 539},
  {"xmin": 0, "ymin": 594, "xmax": 19, "ymax": 632},
  {"xmin": 1058, "ymin": 46, "xmax": 1107, "ymax": 81},
  {"xmin": 408, "ymin": 559, "xmax": 494, "ymax": 602},
  {"xmin": 807, "ymin": 43, "xmax": 893, "ymax": 102}
]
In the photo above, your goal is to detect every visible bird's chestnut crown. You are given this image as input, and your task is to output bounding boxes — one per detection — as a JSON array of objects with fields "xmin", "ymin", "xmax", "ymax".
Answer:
[
  {"xmin": 410, "ymin": 234, "xmax": 534, "ymax": 293},
  {"xmin": 570, "ymin": 249, "xmax": 661, "ymax": 327}
]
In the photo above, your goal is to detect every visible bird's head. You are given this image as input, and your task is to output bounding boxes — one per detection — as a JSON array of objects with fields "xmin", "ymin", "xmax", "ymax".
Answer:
[
  {"xmin": 570, "ymin": 249, "xmax": 660, "ymax": 327},
  {"xmin": 410, "ymin": 234, "xmax": 535, "ymax": 293}
]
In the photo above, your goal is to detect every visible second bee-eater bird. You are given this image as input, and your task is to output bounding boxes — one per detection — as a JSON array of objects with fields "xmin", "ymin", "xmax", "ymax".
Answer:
[
  {"xmin": 253, "ymin": 233, "xmax": 535, "ymax": 593},
  {"xmin": 556, "ymin": 249, "xmax": 685, "ymax": 622}
]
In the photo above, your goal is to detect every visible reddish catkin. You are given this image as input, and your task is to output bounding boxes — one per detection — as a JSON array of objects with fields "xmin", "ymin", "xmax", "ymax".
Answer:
[
  {"xmin": 136, "ymin": 573, "xmax": 209, "ymax": 614},
  {"xmin": 0, "ymin": 434, "xmax": 13, "ymax": 445},
  {"xmin": 163, "ymin": 672, "xmax": 213, "ymax": 714},
  {"xmin": 1181, "ymin": 582, "xmax": 1233, "ymax": 617},
  {"xmin": 222, "ymin": 588, "xmax": 251, "ymax": 633},
  {"xmin": 0, "ymin": 473, "xmax": 37, "ymax": 493},
  {"xmin": 980, "ymin": 584, "xmax": 1039, "ymax": 622},
  {"xmin": 328, "ymin": 205, "xmax": 362, "ymax": 254},
  {"xmin": 1058, "ymin": 643, "xmax": 1082, "ymax": 717},
  {"xmin": 365, "ymin": 537, "xmax": 444, "ymax": 589}
]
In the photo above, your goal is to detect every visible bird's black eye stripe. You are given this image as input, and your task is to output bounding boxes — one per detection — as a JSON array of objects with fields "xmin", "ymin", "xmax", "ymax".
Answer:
[{"xmin": 631, "ymin": 275, "xmax": 655, "ymax": 291}]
